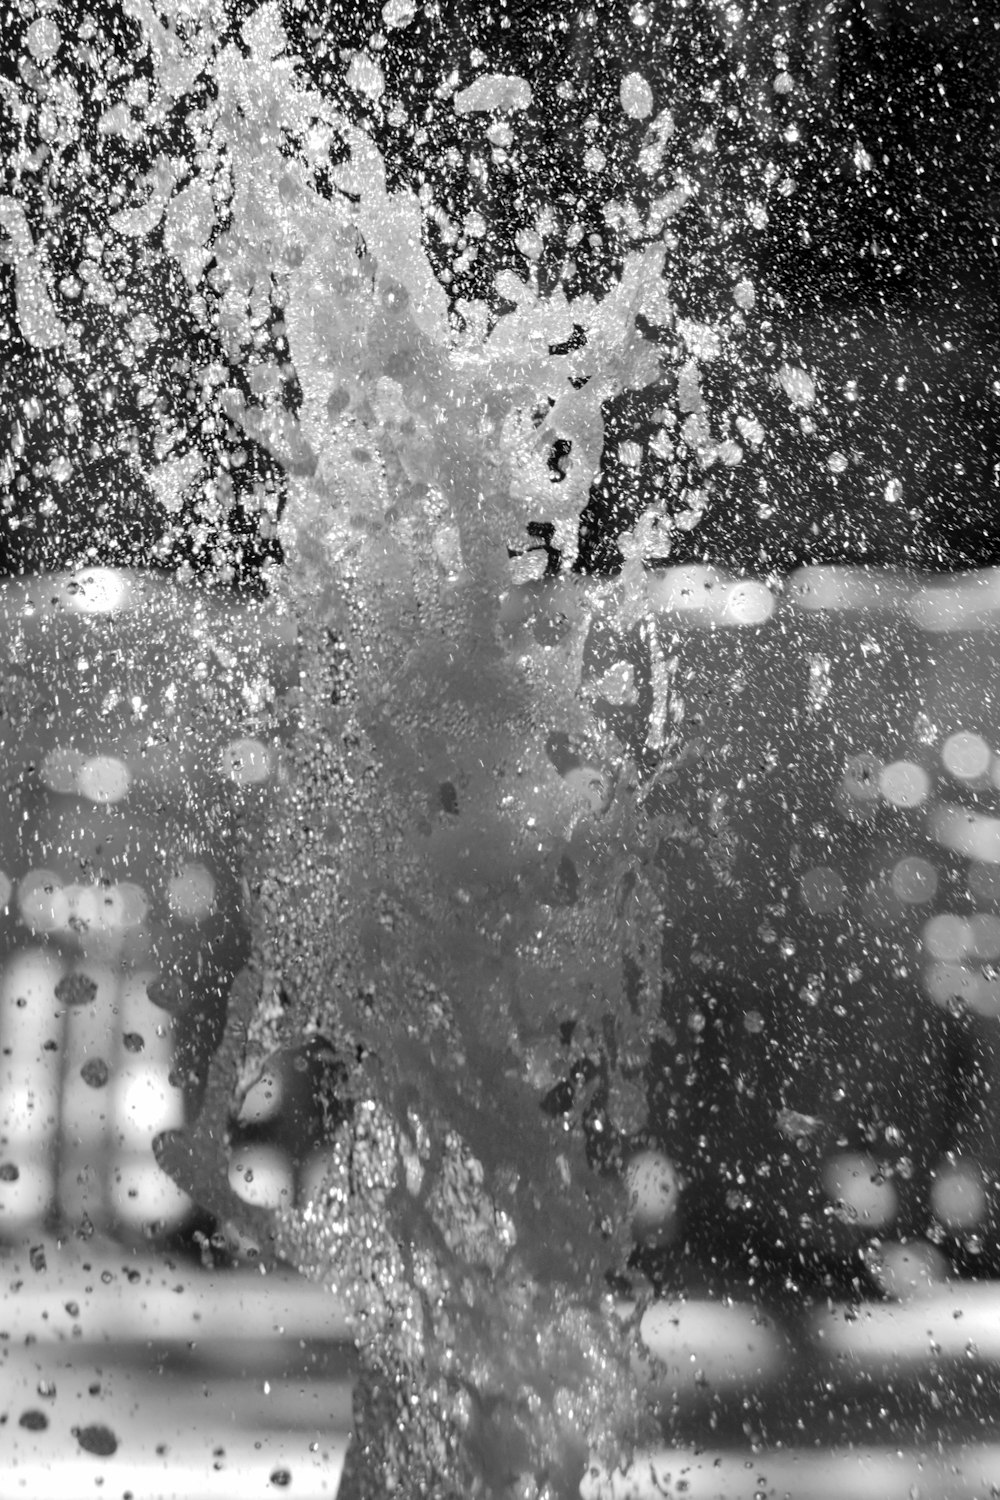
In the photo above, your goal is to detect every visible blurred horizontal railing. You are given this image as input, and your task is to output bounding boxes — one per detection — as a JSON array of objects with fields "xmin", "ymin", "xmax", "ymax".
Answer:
[{"xmin": 5, "ymin": 1233, "xmax": 1000, "ymax": 1498}]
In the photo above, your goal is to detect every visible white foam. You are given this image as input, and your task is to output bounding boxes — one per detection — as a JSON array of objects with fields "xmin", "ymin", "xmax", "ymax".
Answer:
[
  {"xmin": 453, "ymin": 74, "xmax": 532, "ymax": 115},
  {"xmin": 777, "ymin": 361, "xmax": 816, "ymax": 408},
  {"xmin": 25, "ymin": 15, "xmax": 61, "ymax": 61},
  {"xmin": 620, "ymin": 72, "xmax": 654, "ymax": 120},
  {"xmin": 345, "ymin": 52, "xmax": 384, "ymax": 101}
]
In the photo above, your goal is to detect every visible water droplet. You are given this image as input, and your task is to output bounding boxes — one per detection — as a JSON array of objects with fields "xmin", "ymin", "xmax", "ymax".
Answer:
[
  {"xmin": 80, "ymin": 1058, "xmax": 110, "ymax": 1089},
  {"xmin": 74, "ymin": 1423, "xmax": 119, "ymax": 1457},
  {"xmin": 146, "ymin": 975, "xmax": 183, "ymax": 1011},
  {"xmin": 55, "ymin": 973, "xmax": 98, "ymax": 1007}
]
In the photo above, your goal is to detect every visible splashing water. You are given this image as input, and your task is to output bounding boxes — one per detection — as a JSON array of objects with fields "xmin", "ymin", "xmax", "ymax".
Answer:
[{"xmin": 3, "ymin": 3, "xmax": 814, "ymax": 1495}]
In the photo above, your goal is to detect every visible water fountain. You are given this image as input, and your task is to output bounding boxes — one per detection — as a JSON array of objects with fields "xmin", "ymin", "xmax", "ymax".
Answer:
[
  {"xmin": 133, "ymin": 13, "xmax": 700, "ymax": 1489},
  {"xmin": 3, "ymin": 2, "xmax": 996, "ymax": 1496}
]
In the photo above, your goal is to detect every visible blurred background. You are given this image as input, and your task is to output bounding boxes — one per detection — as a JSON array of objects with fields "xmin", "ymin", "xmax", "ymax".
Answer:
[{"xmin": 5, "ymin": 564, "xmax": 1000, "ymax": 1497}]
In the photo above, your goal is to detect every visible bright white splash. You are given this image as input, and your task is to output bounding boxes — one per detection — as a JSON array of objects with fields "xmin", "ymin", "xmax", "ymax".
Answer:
[
  {"xmin": 453, "ymin": 73, "xmax": 533, "ymax": 115},
  {"xmin": 620, "ymin": 72, "xmax": 654, "ymax": 121}
]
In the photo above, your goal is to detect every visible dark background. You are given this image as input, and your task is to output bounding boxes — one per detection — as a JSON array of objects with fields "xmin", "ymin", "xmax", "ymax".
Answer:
[{"xmin": 0, "ymin": 0, "xmax": 997, "ymax": 586}]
